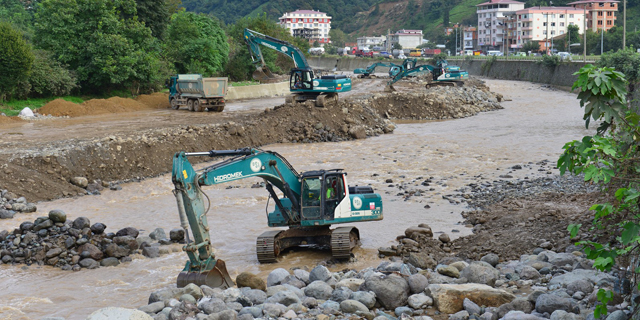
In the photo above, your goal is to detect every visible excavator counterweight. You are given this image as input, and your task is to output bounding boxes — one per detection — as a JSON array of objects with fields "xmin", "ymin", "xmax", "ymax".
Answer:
[{"xmin": 172, "ymin": 148, "xmax": 383, "ymax": 288}]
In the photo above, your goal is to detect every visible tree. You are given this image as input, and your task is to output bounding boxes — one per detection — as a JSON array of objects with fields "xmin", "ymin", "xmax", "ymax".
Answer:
[
  {"xmin": 0, "ymin": 0, "xmax": 34, "ymax": 36},
  {"xmin": 521, "ymin": 40, "xmax": 541, "ymax": 53},
  {"xmin": 329, "ymin": 28, "xmax": 347, "ymax": 48},
  {"xmin": 224, "ymin": 14, "xmax": 308, "ymax": 81},
  {"xmin": 27, "ymin": 49, "xmax": 77, "ymax": 97},
  {"xmin": 136, "ymin": 0, "xmax": 171, "ymax": 39},
  {"xmin": 165, "ymin": 11, "xmax": 229, "ymax": 76},
  {"xmin": 392, "ymin": 42, "xmax": 403, "ymax": 50},
  {"xmin": 34, "ymin": 0, "xmax": 164, "ymax": 93},
  {"xmin": 0, "ymin": 22, "xmax": 33, "ymax": 101},
  {"xmin": 165, "ymin": 0, "xmax": 182, "ymax": 14},
  {"xmin": 313, "ymin": 40, "xmax": 320, "ymax": 48}
]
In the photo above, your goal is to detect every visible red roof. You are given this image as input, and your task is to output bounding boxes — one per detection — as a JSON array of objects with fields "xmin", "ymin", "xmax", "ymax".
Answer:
[
  {"xmin": 287, "ymin": 10, "xmax": 328, "ymax": 15},
  {"xmin": 567, "ymin": 0, "xmax": 618, "ymax": 4},
  {"xmin": 476, "ymin": 0, "xmax": 524, "ymax": 6}
]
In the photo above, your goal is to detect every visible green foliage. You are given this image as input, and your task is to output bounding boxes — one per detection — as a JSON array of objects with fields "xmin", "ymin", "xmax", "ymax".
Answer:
[
  {"xmin": 560, "ymin": 64, "xmax": 640, "ymax": 318},
  {"xmin": 0, "ymin": 22, "xmax": 34, "ymax": 102},
  {"xmin": 521, "ymin": 41, "xmax": 541, "ymax": 53},
  {"xmin": 0, "ymin": 0, "xmax": 34, "ymax": 36},
  {"xmin": 598, "ymin": 48, "xmax": 640, "ymax": 86},
  {"xmin": 166, "ymin": 11, "xmax": 229, "ymax": 76},
  {"xmin": 136, "ymin": 0, "xmax": 171, "ymax": 39},
  {"xmin": 34, "ymin": 0, "xmax": 164, "ymax": 94},
  {"xmin": 392, "ymin": 43, "xmax": 403, "ymax": 50},
  {"xmin": 27, "ymin": 50, "xmax": 77, "ymax": 97},
  {"xmin": 329, "ymin": 29, "xmax": 348, "ymax": 48},
  {"xmin": 480, "ymin": 55, "xmax": 496, "ymax": 75},
  {"xmin": 539, "ymin": 54, "xmax": 561, "ymax": 68},
  {"xmin": 224, "ymin": 14, "xmax": 308, "ymax": 81}
]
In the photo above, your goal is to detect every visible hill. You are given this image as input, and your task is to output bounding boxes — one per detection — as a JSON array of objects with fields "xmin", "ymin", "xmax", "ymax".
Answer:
[{"xmin": 182, "ymin": 0, "xmax": 640, "ymax": 43}]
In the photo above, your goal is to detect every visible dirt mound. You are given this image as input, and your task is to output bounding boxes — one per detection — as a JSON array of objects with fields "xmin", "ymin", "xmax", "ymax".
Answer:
[
  {"xmin": 39, "ymin": 99, "xmax": 84, "ymax": 117},
  {"xmin": 364, "ymin": 86, "xmax": 502, "ymax": 120},
  {"xmin": 0, "ymin": 115, "xmax": 24, "ymax": 124},
  {"xmin": 136, "ymin": 92, "xmax": 170, "ymax": 109},
  {"xmin": 40, "ymin": 96, "xmax": 155, "ymax": 117}
]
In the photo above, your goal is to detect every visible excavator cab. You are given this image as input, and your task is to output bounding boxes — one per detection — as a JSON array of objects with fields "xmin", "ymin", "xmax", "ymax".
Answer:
[
  {"xmin": 290, "ymin": 68, "xmax": 314, "ymax": 91},
  {"xmin": 300, "ymin": 170, "xmax": 346, "ymax": 221}
]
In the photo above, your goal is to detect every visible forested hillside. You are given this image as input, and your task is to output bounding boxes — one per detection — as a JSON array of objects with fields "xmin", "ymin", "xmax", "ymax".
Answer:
[
  {"xmin": 182, "ymin": 0, "xmax": 640, "ymax": 42},
  {"xmin": 181, "ymin": 0, "xmax": 378, "ymax": 32}
]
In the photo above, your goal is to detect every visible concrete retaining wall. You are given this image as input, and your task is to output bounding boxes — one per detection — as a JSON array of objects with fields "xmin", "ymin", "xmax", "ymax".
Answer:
[
  {"xmin": 309, "ymin": 56, "xmax": 586, "ymax": 88},
  {"xmin": 226, "ymin": 82, "xmax": 290, "ymax": 100}
]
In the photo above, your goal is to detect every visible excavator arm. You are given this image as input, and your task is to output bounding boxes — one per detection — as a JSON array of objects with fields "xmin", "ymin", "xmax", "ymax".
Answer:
[
  {"xmin": 244, "ymin": 28, "xmax": 309, "ymax": 81},
  {"xmin": 354, "ymin": 62, "xmax": 399, "ymax": 77},
  {"xmin": 172, "ymin": 148, "xmax": 303, "ymax": 288},
  {"xmin": 387, "ymin": 64, "xmax": 436, "ymax": 88}
]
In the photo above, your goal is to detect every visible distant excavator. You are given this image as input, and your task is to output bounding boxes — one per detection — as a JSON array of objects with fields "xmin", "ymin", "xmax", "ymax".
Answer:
[
  {"xmin": 354, "ymin": 58, "xmax": 417, "ymax": 79},
  {"xmin": 386, "ymin": 59, "xmax": 469, "ymax": 91},
  {"xmin": 244, "ymin": 28, "xmax": 351, "ymax": 107},
  {"xmin": 171, "ymin": 148, "xmax": 384, "ymax": 288}
]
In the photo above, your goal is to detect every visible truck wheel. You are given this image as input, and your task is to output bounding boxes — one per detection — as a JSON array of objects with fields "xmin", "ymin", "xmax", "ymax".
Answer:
[
  {"xmin": 170, "ymin": 99, "xmax": 179, "ymax": 110},
  {"xmin": 216, "ymin": 105, "xmax": 225, "ymax": 112},
  {"xmin": 193, "ymin": 99, "xmax": 203, "ymax": 112},
  {"xmin": 187, "ymin": 99, "xmax": 194, "ymax": 111}
]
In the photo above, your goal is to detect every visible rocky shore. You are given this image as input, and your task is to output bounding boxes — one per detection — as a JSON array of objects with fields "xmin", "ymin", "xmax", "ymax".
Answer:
[
  {"xmin": 108, "ymin": 238, "xmax": 628, "ymax": 320},
  {"xmin": 0, "ymin": 211, "xmax": 183, "ymax": 270}
]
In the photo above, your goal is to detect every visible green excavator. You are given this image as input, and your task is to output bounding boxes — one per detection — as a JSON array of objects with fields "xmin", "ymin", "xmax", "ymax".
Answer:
[
  {"xmin": 354, "ymin": 62, "xmax": 402, "ymax": 79},
  {"xmin": 244, "ymin": 28, "xmax": 351, "ymax": 107},
  {"xmin": 386, "ymin": 59, "xmax": 469, "ymax": 91},
  {"xmin": 172, "ymin": 148, "xmax": 384, "ymax": 288}
]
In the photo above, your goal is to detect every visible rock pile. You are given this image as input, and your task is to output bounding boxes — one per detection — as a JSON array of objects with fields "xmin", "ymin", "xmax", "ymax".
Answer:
[
  {"xmin": 0, "ymin": 189, "xmax": 37, "ymax": 219},
  {"xmin": 136, "ymin": 247, "xmax": 627, "ymax": 320},
  {"xmin": 0, "ymin": 210, "xmax": 184, "ymax": 270}
]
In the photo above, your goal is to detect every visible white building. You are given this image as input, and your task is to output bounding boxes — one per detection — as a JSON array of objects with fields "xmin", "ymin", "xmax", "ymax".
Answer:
[
  {"xmin": 356, "ymin": 36, "xmax": 386, "ymax": 49},
  {"xmin": 515, "ymin": 7, "xmax": 585, "ymax": 52},
  {"xmin": 476, "ymin": 0, "xmax": 525, "ymax": 52},
  {"xmin": 388, "ymin": 29, "xmax": 423, "ymax": 49},
  {"xmin": 279, "ymin": 10, "xmax": 331, "ymax": 45}
]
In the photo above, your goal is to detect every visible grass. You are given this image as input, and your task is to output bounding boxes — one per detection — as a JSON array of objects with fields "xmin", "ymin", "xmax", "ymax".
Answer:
[{"xmin": 0, "ymin": 96, "xmax": 84, "ymax": 117}]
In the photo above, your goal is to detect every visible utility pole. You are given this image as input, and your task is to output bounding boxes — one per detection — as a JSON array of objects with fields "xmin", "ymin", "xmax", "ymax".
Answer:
[
  {"xmin": 623, "ymin": 0, "xmax": 626, "ymax": 48},
  {"xmin": 546, "ymin": 12, "xmax": 549, "ymax": 54},
  {"xmin": 583, "ymin": 5, "xmax": 586, "ymax": 62},
  {"xmin": 601, "ymin": 24, "xmax": 603, "ymax": 55}
]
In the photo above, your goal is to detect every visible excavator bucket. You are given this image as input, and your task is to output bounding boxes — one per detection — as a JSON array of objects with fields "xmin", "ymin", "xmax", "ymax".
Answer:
[
  {"xmin": 252, "ymin": 66, "xmax": 278, "ymax": 83},
  {"xmin": 177, "ymin": 259, "xmax": 234, "ymax": 289},
  {"xmin": 384, "ymin": 84, "xmax": 396, "ymax": 92}
]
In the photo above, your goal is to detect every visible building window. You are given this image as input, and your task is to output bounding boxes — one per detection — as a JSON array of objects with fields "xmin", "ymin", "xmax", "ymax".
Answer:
[
  {"xmin": 543, "ymin": 30, "xmax": 547, "ymax": 34},
  {"xmin": 598, "ymin": 11, "xmax": 603, "ymax": 16},
  {"xmin": 560, "ymin": 30, "xmax": 564, "ymax": 34},
  {"xmin": 570, "ymin": 14, "xmax": 574, "ymax": 18},
  {"xmin": 607, "ymin": 20, "xmax": 612, "ymax": 25},
  {"xmin": 560, "ymin": 14, "xmax": 564, "ymax": 18},
  {"xmin": 607, "ymin": 11, "xmax": 612, "ymax": 16},
  {"xmin": 543, "ymin": 22, "xmax": 547, "ymax": 26},
  {"xmin": 598, "ymin": 20, "xmax": 603, "ymax": 25},
  {"xmin": 551, "ymin": 22, "xmax": 555, "ymax": 26},
  {"xmin": 610, "ymin": 3, "xmax": 615, "ymax": 7},
  {"xmin": 560, "ymin": 22, "xmax": 565, "ymax": 26},
  {"xmin": 569, "ymin": 22, "xmax": 574, "ymax": 25}
]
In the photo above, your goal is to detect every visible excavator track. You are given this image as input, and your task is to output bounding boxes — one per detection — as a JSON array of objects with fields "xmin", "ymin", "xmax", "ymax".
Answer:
[
  {"xmin": 256, "ymin": 230, "xmax": 282, "ymax": 263},
  {"xmin": 331, "ymin": 227, "xmax": 360, "ymax": 260}
]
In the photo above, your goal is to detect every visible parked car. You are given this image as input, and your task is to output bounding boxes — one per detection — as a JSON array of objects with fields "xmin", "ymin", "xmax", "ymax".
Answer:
[
  {"xmin": 557, "ymin": 52, "xmax": 572, "ymax": 61},
  {"xmin": 487, "ymin": 50, "xmax": 503, "ymax": 56}
]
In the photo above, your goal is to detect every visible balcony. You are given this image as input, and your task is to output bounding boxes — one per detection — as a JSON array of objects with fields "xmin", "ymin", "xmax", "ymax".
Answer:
[{"xmin": 521, "ymin": 26, "xmax": 533, "ymax": 30}]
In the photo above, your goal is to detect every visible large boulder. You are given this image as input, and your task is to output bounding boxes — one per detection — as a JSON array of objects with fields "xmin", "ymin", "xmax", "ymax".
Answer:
[
  {"xmin": 78, "ymin": 243, "xmax": 104, "ymax": 260},
  {"xmin": 408, "ymin": 293, "xmax": 433, "ymax": 309},
  {"xmin": 404, "ymin": 252, "xmax": 437, "ymax": 269},
  {"xmin": 425, "ymin": 283, "xmax": 516, "ymax": 314},
  {"xmin": 480, "ymin": 253, "xmax": 500, "ymax": 267},
  {"xmin": 460, "ymin": 261, "xmax": 500, "ymax": 286},
  {"xmin": 72, "ymin": 217, "xmax": 91, "ymax": 229},
  {"xmin": 340, "ymin": 300, "xmax": 369, "ymax": 313},
  {"xmin": 566, "ymin": 279, "xmax": 594, "ymax": 296},
  {"xmin": 535, "ymin": 294, "xmax": 573, "ymax": 314},
  {"xmin": 236, "ymin": 272, "xmax": 266, "ymax": 291},
  {"xmin": 266, "ymin": 290, "xmax": 301, "ymax": 306},
  {"xmin": 116, "ymin": 227, "xmax": 139, "ymax": 238},
  {"xmin": 405, "ymin": 226, "xmax": 433, "ymax": 238},
  {"xmin": 407, "ymin": 273, "xmax": 429, "ymax": 294},
  {"xmin": 336, "ymin": 278, "xmax": 364, "ymax": 292},
  {"xmin": 352, "ymin": 291, "xmax": 377, "ymax": 309},
  {"xmin": 303, "ymin": 280, "xmax": 333, "ymax": 300},
  {"xmin": 548, "ymin": 269, "xmax": 616, "ymax": 288},
  {"xmin": 48, "ymin": 210, "xmax": 67, "ymax": 223},
  {"xmin": 309, "ymin": 265, "xmax": 332, "ymax": 282},
  {"xmin": 519, "ymin": 266, "xmax": 541, "ymax": 280},
  {"xmin": 364, "ymin": 273, "xmax": 410, "ymax": 310},
  {"xmin": 267, "ymin": 268, "xmax": 290, "ymax": 287}
]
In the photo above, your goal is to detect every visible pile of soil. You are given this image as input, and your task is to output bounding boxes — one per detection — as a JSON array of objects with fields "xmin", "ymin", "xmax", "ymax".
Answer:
[
  {"xmin": 40, "ymin": 95, "xmax": 166, "ymax": 117},
  {"xmin": 0, "ymin": 115, "xmax": 24, "ymax": 124},
  {"xmin": 136, "ymin": 92, "xmax": 170, "ymax": 109}
]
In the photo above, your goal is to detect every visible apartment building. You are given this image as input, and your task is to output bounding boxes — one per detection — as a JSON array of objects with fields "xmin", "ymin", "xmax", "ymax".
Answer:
[
  {"xmin": 568, "ymin": 0, "xmax": 619, "ymax": 31},
  {"xmin": 515, "ymin": 7, "xmax": 585, "ymax": 52},
  {"xmin": 464, "ymin": 27, "xmax": 478, "ymax": 50},
  {"xmin": 388, "ymin": 29, "xmax": 423, "ymax": 49},
  {"xmin": 279, "ymin": 10, "xmax": 331, "ymax": 44},
  {"xmin": 476, "ymin": 0, "xmax": 526, "ymax": 52}
]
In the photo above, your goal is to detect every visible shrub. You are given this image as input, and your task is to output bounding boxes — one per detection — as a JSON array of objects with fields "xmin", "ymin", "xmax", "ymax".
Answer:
[{"xmin": 27, "ymin": 50, "xmax": 77, "ymax": 97}]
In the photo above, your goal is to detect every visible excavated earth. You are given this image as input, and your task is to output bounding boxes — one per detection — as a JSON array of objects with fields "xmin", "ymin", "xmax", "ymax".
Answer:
[{"xmin": 0, "ymin": 82, "xmax": 501, "ymax": 203}]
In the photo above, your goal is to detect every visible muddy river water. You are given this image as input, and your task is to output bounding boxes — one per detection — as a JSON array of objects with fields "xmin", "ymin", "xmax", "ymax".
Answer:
[{"xmin": 0, "ymin": 79, "xmax": 591, "ymax": 319}]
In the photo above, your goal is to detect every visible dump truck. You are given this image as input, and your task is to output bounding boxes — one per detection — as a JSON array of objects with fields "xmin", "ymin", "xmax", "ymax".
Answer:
[{"xmin": 168, "ymin": 74, "xmax": 228, "ymax": 112}]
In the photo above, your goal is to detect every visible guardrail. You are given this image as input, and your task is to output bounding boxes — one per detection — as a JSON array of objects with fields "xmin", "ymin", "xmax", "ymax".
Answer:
[{"xmin": 445, "ymin": 55, "xmax": 599, "ymax": 63}]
